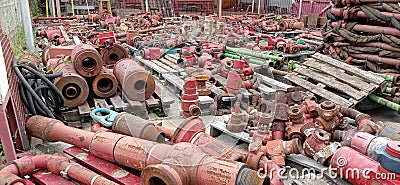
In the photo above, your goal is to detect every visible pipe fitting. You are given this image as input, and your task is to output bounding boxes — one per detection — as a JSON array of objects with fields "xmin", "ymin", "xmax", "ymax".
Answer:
[
  {"xmin": 315, "ymin": 101, "xmax": 342, "ymax": 133},
  {"xmin": 227, "ymin": 102, "xmax": 247, "ymax": 133},
  {"xmin": 71, "ymin": 44, "xmax": 103, "ymax": 77},
  {"xmin": 26, "ymin": 116, "xmax": 268, "ymax": 185},
  {"xmin": 351, "ymin": 132, "xmax": 390, "ymax": 160},
  {"xmin": 303, "ymin": 129, "xmax": 330, "ymax": 157},
  {"xmin": 101, "ymin": 44, "xmax": 129, "ymax": 65},
  {"xmin": 376, "ymin": 141, "xmax": 400, "ymax": 174},
  {"xmin": 181, "ymin": 77, "xmax": 200, "ymax": 118},
  {"xmin": 92, "ymin": 67, "xmax": 118, "ymax": 98},
  {"xmin": 114, "ymin": 58, "xmax": 155, "ymax": 101}
]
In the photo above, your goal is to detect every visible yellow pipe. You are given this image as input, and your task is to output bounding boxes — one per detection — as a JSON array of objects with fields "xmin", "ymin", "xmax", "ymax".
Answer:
[
  {"xmin": 46, "ymin": 0, "xmax": 49, "ymax": 17},
  {"xmin": 71, "ymin": 0, "xmax": 74, "ymax": 15}
]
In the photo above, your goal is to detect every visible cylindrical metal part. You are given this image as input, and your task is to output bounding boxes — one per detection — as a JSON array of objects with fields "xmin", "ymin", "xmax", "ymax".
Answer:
[
  {"xmin": 101, "ymin": 44, "xmax": 129, "ymax": 66},
  {"xmin": 113, "ymin": 59, "xmax": 155, "ymax": 101},
  {"xmin": 92, "ymin": 67, "xmax": 118, "ymax": 98},
  {"xmin": 53, "ymin": 62, "xmax": 89, "ymax": 107},
  {"xmin": 303, "ymin": 129, "xmax": 330, "ymax": 157},
  {"xmin": 112, "ymin": 112, "xmax": 165, "ymax": 142},
  {"xmin": 71, "ymin": 44, "xmax": 103, "ymax": 77},
  {"xmin": 25, "ymin": 116, "xmax": 267, "ymax": 185}
]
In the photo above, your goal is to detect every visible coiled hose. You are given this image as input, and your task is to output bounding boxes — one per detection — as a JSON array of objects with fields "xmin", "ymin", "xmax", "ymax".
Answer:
[{"xmin": 13, "ymin": 60, "xmax": 64, "ymax": 119}]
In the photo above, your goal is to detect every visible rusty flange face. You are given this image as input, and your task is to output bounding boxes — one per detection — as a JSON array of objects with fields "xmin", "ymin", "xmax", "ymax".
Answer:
[
  {"xmin": 141, "ymin": 164, "xmax": 183, "ymax": 185},
  {"xmin": 92, "ymin": 67, "xmax": 118, "ymax": 98},
  {"xmin": 303, "ymin": 129, "xmax": 330, "ymax": 157},
  {"xmin": 71, "ymin": 44, "xmax": 103, "ymax": 77},
  {"xmin": 53, "ymin": 62, "xmax": 89, "ymax": 107},
  {"xmin": 172, "ymin": 116, "xmax": 205, "ymax": 143},
  {"xmin": 114, "ymin": 59, "xmax": 155, "ymax": 101},
  {"xmin": 101, "ymin": 44, "xmax": 129, "ymax": 65}
]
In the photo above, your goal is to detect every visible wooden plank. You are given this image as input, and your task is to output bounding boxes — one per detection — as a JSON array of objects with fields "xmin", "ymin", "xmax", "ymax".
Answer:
[
  {"xmin": 294, "ymin": 67, "xmax": 365, "ymax": 100},
  {"xmin": 145, "ymin": 96, "xmax": 160, "ymax": 108},
  {"xmin": 93, "ymin": 98, "xmax": 109, "ymax": 109},
  {"xmin": 136, "ymin": 57, "xmax": 169, "ymax": 74},
  {"xmin": 110, "ymin": 95, "xmax": 125, "ymax": 112},
  {"xmin": 256, "ymin": 73, "xmax": 294, "ymax": 90},
  {"xmin": 303, "ymin": 59, "xmax": 376, "ymax": 93},
  {"xmin": 154, "ymin": 85, "xmax": 175, "ymax": 105},
  {"xmin": 164, "ymin": 54, "xmax": 179, "ymax": 64},
  {"xmin": 162, "ymin": 74, "xmax": 184, "ymax": 91},
  {"xmin": 78, "ymin": 102, "xmax": 91, "ymax": 115},
  {"xmin": 214, "ymin": 74, "xmax": 227, "ymax": 86},
  {"xmin": 151, "ymin": 60, "xmax": 177, "ymax": 73},
  {"xmin": 311, "ymin": 53, "xmax": 385, "ymax": 86},
  {"xmin": 284, "ymin": 73, "xmax": 353, "ymax": 107}
]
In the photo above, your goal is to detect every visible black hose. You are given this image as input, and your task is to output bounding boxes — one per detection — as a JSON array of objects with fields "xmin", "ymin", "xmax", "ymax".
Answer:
[{"xmin": 13, "ymin": 60, "xmax": 64, "ymax": 119}]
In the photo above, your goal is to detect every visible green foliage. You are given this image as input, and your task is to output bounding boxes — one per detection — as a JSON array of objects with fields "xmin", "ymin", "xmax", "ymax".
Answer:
[
  {"xmin": 11, "ymin": 30, "xmax": 28, "ymax": 59},
  {"xmin": 31, "ymin": 0, "xmax": 43, "ymax": 17}
]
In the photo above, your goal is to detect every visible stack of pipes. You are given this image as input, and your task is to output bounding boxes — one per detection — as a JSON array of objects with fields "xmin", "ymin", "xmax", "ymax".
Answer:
[{"xmin": 323, "ymin": 0, "xmax": 400, "ymax": 109}]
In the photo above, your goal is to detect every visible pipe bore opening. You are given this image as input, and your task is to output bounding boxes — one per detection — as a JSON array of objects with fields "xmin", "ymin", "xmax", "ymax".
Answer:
[
  {"xmin": 291, "ymin": 108, "xmax": 300, "ymax": 114},
  {"xmin": 135, "ymin": 80, "xmax": 146, "ymax": 90},
  {"xmin": 318, "ymin": 131, "xmax": 325, "ymax": 137},
  {"xmin": 97, "ymin": 78, "xmax": 113, "ymax": 93},
  {"xmin": 149, "ymin": 177, "xmax": 167, "ymax": 185},
  {"xmin": 82, "ymin": 57, "xmax": 96, "ymax": 71},
  {"xmin": 63, "ymin": 84, "xmax": 80, "ymax": 99},
  {"xmin": 190, "ymin": 107, "xmax": 201, "ymax": 116},
  {"xmin": 110, "ymin": 53, "xmax": 119, "ymax": 62}
]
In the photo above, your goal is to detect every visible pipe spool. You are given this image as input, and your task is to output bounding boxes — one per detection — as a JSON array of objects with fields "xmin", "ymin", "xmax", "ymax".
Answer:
[
  {"xmin": 71, "ymin": 44, "xmax": 103, "ymax": 77},
  {"xmin": 111, "ymin": 112, "xmax": 165, "ymax": 142},
  {"xmin": 92, "ymin": 67, "xmax": 118, "ymax": 98},
  {"xmin": 53, "ymin": 61, "xmax": 89, "ymax": 108},
  {"xmin": 101, "ymin": 44, "xmax": 129, "ymax": 66},
  {"xmin": 113, "ymin": 58, "xmax": 155, "ymax": 101},
  {"xmin": 26, "ymin": 116, "xmax": 268, "ymax": 185}
]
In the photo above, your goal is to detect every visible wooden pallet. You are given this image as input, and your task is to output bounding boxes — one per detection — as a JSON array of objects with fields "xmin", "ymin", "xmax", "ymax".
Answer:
[{"xmin": 284, "ymin": 53, "xmax": 386, "ymax": 108}]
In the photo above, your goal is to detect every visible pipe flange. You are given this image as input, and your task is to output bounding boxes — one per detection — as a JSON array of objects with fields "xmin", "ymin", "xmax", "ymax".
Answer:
[{"xmin": 376, "ymin": 141, "xmax": 400, "ymax": 174}]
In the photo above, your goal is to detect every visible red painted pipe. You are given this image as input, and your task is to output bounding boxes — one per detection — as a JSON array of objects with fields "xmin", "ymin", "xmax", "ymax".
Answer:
[
  {"xmin": 332, "ymin": 0, "xmax": 400, "ymax": 6},
  {"xmin": 331, "ymin": 21, "xmax": 400, "ymax": 37},
  {"xmin": 26, "ymin": 116, "xmax": 267, "ymax": 185},
  {"xmin": 0, "ymin": 155, "xmax": 116, "ymax": 185},
  {"xmin": 333, "ymin": 42, "xmax": 400, "ymax": 52},
  {"xmin": 349, "ymin": 53, "xmax": 400, "ymax": 69},
  {"xmin": 330, "ymin": 8, "xmax": 400, "ymax": 21}
]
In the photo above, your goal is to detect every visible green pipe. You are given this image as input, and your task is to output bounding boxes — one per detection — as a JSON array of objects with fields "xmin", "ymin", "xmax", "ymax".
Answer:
[
  {"xmin": 385, "ymin": 87, "xmax": 392, "ymax": 94},
  {"xmin": 224, "ymin": 53, "xmax": 274, "ymax": 67},
  {"xmin": 387, "ymin": 82, "xmax": 393, "ymax": 88},
  {"xmin": 225, "ymin": 46, "xmax": 284, "ymax": 62},
  {"xmin": 371, "ymin": 72, "xmax": 394, "ymax": 82},
  {"xmin": 288, "ymin": 61, "xmax": 300, "ymax": 72},
  {"xmin": 368, "ymin": 94, "xmax": 400, "ymax": 113}
]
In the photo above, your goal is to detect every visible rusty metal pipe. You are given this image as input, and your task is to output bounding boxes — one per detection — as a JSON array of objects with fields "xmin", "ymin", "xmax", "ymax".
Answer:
[
  {"xmin": 53, "ymin": 61, "xmax": 89, "ymax": 107},
  {"xmin": 349, "ymin": 53, "xmax": 400, "ymax": 69},
  {"xmin": 331, "ymin": 21, "xmax": 400, "ymax": 37},
  {"xmin": 340, "ymin": 107, "xmax": 382, "ymax": 135},
  {"xmin": 26, "ymin": 116, "xmax": 267, "ymax": 185},
  {"xmin": 101, "ymin": 44, "xmax": 129, "ymax": 66},
  {"xmin": 92, "ymin": 67, "xmax": 118, "ymax": 98},
  {"xmin": 330, "ymin": 8, "xmax": 400, "ymax": 21},
  {"xmin": 71, "ymin": 44, "xmax": 103, "ymax": 77},
  {"xmin": 114, "ymin": 58, "xmax": 155, "ymax": 101},
  {"xmin": 0, "ymin": 155, "xmax": 116, "ymax": 185}
]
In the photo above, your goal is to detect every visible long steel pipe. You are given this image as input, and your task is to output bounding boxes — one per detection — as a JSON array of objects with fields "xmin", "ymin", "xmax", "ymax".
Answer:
[
  {"xmin": 26, "ymin": 116, "xmax": 267, "ymax": 185},
  {"xmin": 330, "ymin": 7, "xmax": 400, "ymax": 20},
  {"xmin": 225, "ymin": 46, "xmax": 286, "ymax": 62},
  {"xmin": 0, "ymin": 154, "xmax": 116, "ymax": 185},
  {"xmin": 331, "ymin": 21, "xmax": 400, "ymax": 37},
  {"xmin": 349, "ymin": 53, "xmax": 400, "ymax": 69}
]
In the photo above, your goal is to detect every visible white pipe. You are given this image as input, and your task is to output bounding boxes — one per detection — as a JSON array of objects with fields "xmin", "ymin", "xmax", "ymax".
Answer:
[
  {"xmin": 251, "ymin": 0, "xmax": 255, "ymax": 13},
  {"xmin": 257, "ymin": 0, "xmax": 261, "ymax": 14},
  {"xmin": 298, "ymin": 0, "xmax": 303, "ymax": 17},
  {"xmin": 218, "ymin": 0, "xmax": 222, "ymax": 17},
  {"xmin": 145, "ymin": 0, "xmax": 149, "ymax": 12},
  {"xmin": 20, "ymin": 0, "xmax": 35, "ymax": 52}
]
